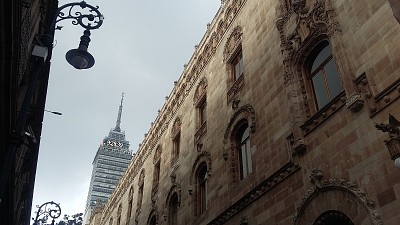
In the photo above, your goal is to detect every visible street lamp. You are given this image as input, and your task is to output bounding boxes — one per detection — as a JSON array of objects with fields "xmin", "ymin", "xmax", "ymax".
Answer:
[
  {"xmin": 376, "ymin": 114, "xmax": 400, "ymax": 169},
  {"xmin": 44, "ymin": 110, "xmax": 63, "ymax": 115},
  {"xmin": 53, "ymin": 1, "xmax": 104, "ymax": 69},
  {"xmin": 0, "ymin": 0, "xmax": 103, "ymax": 212}
]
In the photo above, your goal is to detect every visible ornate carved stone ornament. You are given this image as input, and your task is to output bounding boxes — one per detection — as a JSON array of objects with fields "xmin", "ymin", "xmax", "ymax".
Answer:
[
  {"xmin": 223, "ymin": 26, "xmax": 243, "ymax": 62},
  {"xmin": 293, "ymin": 169, "xmax": 383, "ymax": 225},
  {"xmin": 171, "ymin": 117, "xmax": 181, "ymax": 138},
  {"xmin": 193, "ymin": 77, "xmax": 208, "ymax": 105},
  {"xmin": 146, "ymin": 209, "xmax": 159, "ymax": 225},
  {"xmin": 291, "ymin": 137, "xmax": 307, "ymax": 155},
  {"xmin": 346, "ymin": 92, "xmax": 364, "ymax": 112},
  {"xmin": 224, "ymin": 104, "xmax": 256, "ymax": 141},
  {"xmin": 376, "ymin": 114, "xmax": 400, "ymax": 165},
  {"xmin": 189, "ymin": 151, "xmax": 213, "ymax": 185},
  {"xmin": 138, "ymin": 169, "xmax": 145, "ymax": 186},
  {"xmin": 240, "ymin": 216, "xmax": 249, "ymax": 225},
  {"xmin": 162, "ymin": 184, "xmax": 182, "ymax": 222},
  {"xmin": 208, "ymin": 162, "xmax": 300, "ymax": 225},
  {"xmin": 153, "ymin": 145, "xmax": 162, "ymax": 164},
  {"xmin": 276, "ymin": 0, "xmax": 341, "ymax": 83},
  {"xmin": 223, "ymin": 104, "xmax": 256, "ymax": 181}
]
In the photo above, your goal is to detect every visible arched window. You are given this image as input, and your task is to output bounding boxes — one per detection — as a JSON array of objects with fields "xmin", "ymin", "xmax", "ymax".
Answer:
[
  {"xmin": 235, "ymin": 121, "xmax": 252, "ymax": 180},
  {"xmin": 171, "ymin": 118, "xmax": 181, "ymax": 164},
  {"xmin": 197, "ymin": 163, "xmax": 208, "ymax": 215},
  {"xmin": 306, "ymin": 41, "xmax": 343, "ymax": 110},
  {"xmin": 117, "ymin": 204, "xmax": 122, "ymax": 225},
  {"xmin": 149, "ymin": 215, "xmax": 157, "ymax": 225},
  {"xmin": 168, "ymin": 193, "xmax": 179, "ymax": 225},
  {"xmin": 137, "ymin": 170, "xmax": 145, "ymax": 209},
  {"xmin": 313, "ymin": 210, "xmax": 354, "ymax": 225},
  {"xmin": 126, "ymin": 187, "xmax": 133, "ymax": 225},
  {"xmin": 153, "ymin": 145, "xmax": 162, "ymax": 194},
  {"xmin": 109, "ymin": 217, "xmax": 113, "ymax": 225}
]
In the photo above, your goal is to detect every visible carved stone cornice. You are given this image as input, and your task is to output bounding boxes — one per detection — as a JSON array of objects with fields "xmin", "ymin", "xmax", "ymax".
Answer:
[
  {"xmin": 207, "ymin": 162, "xmax": 300, "ymax": 225},
  {"xmin": 293, "ymin": 169, "xmax": 383, "ymax": 225}
]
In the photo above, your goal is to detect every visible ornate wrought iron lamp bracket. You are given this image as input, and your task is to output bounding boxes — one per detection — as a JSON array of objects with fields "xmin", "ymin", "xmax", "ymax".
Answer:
[
  {"xmin": 55, "ymin": 1, "xmax": 104, "ymax": 31},
  {"xmin": 33, "ymin": 201, "xmax": 62, "ymax": 225}
]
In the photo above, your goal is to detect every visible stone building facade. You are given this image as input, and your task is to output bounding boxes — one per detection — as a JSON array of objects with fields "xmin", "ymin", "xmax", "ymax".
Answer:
[{"xmin": 91, "ymin": 0, "xmax": 400, "ymax": 225}]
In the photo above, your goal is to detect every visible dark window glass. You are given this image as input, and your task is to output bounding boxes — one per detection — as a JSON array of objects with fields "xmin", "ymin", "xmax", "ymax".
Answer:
[
  {"xmin": 138, "ymin": 184, "xmax": 144, "ymax": 207},
  {"xmin": 232, "ymin": 52, "xmax": 244, "ymax": 81},
  {"xmin": 198, "ymin": 165, "xmax": 207, "ymax": 215},
  {"xmin": 235, "ymin": 122, "xmax": 252, "ymax": 180},
  {"xmin": 309, "ymin": 43, "xmax": 343, "ymax": 109},
  {"xmin": 150, "ymin": 216, "xmax": 157, "ymax": 225},
  {"xmin": 168, "ymin": 193, "xmax": 178, "ymax": 225},
  {"xmin": 199, "ymin": 100, "xmax": 206, "ymax": 126},
  {"xmin": 173, "ymin": 135, "xmax": 180, "ymax": 160}
]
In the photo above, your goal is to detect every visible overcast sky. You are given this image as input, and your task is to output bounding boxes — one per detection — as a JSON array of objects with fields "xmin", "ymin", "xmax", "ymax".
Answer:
[{"xmin": 31, "ymin": 0, "xmax": 221, "ymax": 221}]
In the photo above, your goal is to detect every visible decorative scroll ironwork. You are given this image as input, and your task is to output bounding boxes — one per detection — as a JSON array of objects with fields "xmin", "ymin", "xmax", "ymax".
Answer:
[
  {"xmin": 55, "ymin": 1, "xmax": 104, "ymax": 30},
  {"xmin": 32, "ymin": 201, "xmax": 62, "ymax": 225}
]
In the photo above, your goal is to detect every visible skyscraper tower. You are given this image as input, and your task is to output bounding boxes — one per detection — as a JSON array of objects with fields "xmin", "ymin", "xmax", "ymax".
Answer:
[{"xmin": 83, "ymin": 94, "xmax": 133, "ymax": 224}]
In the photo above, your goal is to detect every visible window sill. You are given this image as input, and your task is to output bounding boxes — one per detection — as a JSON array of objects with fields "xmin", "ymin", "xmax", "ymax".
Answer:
[
  {"xmin": 300, "ymin": 91, "xmax": 346, "ymax": 136},
  {"xmin": 194, "ymin": 121, "xmax": 207, "ymax": 146},
  {"xmin": 227, "ymin": 74, "xmax": 244, "ymax": 104}
]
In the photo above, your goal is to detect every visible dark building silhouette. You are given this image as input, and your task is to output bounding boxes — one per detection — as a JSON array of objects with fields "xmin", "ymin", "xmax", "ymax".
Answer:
[{"xmin": 0, "ymin": 0, "xmax": 58, "ymax": 225}]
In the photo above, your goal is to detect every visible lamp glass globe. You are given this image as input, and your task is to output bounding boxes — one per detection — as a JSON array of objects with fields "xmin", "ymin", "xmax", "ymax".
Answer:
[{"xmin": 395, "ymin": 157, "xmax": 400, "ymax": 169}]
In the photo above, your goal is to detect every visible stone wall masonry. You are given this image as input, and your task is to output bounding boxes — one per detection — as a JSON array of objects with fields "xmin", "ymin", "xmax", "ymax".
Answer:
[{"xmin": 96, "ymin": 1, "xmax": 400, "ymax": 225}]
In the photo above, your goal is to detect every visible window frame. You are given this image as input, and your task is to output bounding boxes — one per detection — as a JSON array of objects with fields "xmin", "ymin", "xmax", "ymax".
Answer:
[
  {"xmin": 197, "ymin": 164, "xmax": 208, "ymax": 216},
  {"xmin": 168, "ymin": 193, "xmax": 179, "ymax": 225},
  {"xmin": 306, "ymin": 41, "xmax": 343, "ymax": 111},
  {"xmin": 172, "ymin": 133, "xmax": 180, "ymax": 162},
  {"xmin": 231, "ymin": 50, "xmax": 244, "ymax": 82},
  {"xmin": 235, "ymin": 121, "xmax": 252, "ymax": 180}
]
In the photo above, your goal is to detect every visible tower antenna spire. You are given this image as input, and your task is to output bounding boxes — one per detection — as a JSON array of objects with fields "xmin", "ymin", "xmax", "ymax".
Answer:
[{"xmin": 114, "ymin": 92, "xmax": 124, "ymax": 132}]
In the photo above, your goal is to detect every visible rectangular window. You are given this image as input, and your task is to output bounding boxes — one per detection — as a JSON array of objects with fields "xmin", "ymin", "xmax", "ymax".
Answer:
[
  {"xmin": 138, "ymin": 184, "xmax": 144, "ymax": 207},
  {"xmin": 199, "ymin": 100, "xmax": 206, "ymax": 126},
  {"xmin": 232, "ymin": 52, "xmax": 244, "ymax": 81},
  {"xmin": 154, "ymin": 161, "xmax": 160, "ymax": 185},
  {"xmin": 173, "ymin": 134, "xmax": 180, "ymax": 160}
]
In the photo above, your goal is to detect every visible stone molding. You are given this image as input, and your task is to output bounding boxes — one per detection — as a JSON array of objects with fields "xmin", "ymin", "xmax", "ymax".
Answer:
[
  {"xmin": 353, "ymin": 73, "xmax": 400, "ymax": 118},
  {"xmin": 207, "ymin": 162, "xmax": 300, "ymax": 225},
  {"xmin": 300, "ymin": 92, "xmax": 346, "ymax": 136},
  {"xmin": 293, "ymin": 169, "xmax": 383, "ymax": 225},
  {"xmin": 163, "ymin": 183, "xmax": 182, "ymax": 222},
  {"xmin": 189, "ymin": 151, "xmax": 213, "ymax": 186},
  {"xmin": 193, "ymin": 77, "xmax": 208, "ymax": 106}
]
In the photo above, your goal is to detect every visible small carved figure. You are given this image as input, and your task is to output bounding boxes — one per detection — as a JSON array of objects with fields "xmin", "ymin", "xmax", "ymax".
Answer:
[{"xmin": 376, "ymin": 114, "xmax": 400, "ymax": 138}]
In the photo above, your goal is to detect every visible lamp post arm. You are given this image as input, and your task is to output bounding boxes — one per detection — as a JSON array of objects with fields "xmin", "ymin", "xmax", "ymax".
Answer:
[{"xmin": 55, "ymin": 1, "xmax": 104, "ymax": 30}]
